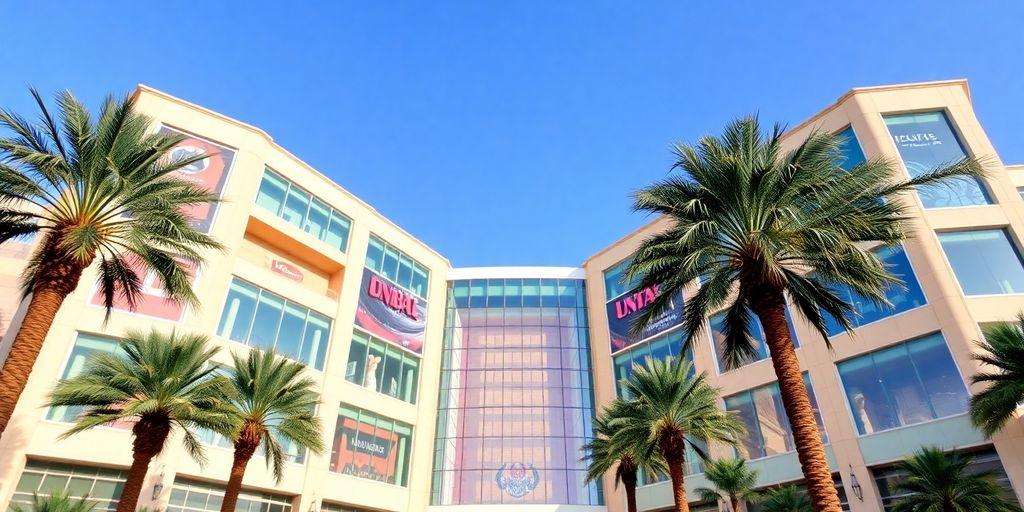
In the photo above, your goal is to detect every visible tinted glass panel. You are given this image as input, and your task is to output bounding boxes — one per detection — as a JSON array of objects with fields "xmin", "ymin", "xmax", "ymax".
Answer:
[{"xmin": 938, "ymin": 229, "xmax": 1024, "ymax": 295}]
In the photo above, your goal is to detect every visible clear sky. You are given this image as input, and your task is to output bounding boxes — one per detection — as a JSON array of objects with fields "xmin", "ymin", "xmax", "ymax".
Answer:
[{"xmin": 2, "ymin": 1, "xmax": 1022, "ymax": 267}]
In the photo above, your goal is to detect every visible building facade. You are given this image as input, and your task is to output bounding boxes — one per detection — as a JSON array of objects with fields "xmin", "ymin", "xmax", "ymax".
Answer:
[{"xmin": 1, "ymin": 80, "xmax": 1023, "ymax": 512}]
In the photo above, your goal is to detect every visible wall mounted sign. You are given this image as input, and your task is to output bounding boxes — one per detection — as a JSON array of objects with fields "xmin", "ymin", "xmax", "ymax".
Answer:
[
  {"xmin": 606, "ymin": 284, "xmax": 684, "ymax": 353},
  {"xmin": 354, "ymin": 268, "xmax": 426, "ymax": 354},
  {"xmin": 270, "ymin": 259, "xmax": 304, "ymax": 282},
  {"xmin": 332, "ymin": 420, "xmax": 397, "ymax": 484},
  {"xmin": 495, "ymin": 463, "xmax": 540, "ymax": 499},
  {"xmin": 159, "ymin": 126, "xmax": 236, "ymax": 234},
  {"xmin": 88, "ymin": 258, "xmax": 198, "ymax": 322}
]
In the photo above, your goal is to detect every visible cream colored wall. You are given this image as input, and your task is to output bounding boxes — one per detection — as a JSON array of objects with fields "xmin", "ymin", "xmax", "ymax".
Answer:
[
  {"xmin": 0, "ymin": 86, "xmax": 450, "ymax": 512},
  {"xmin": 583, "ymin": 80, "xmax": 1024, "ymax": 512}
]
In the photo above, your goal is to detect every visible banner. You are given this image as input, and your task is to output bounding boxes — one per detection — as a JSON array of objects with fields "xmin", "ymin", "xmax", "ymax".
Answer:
[
  {"xmin": 331, "ymin": 419, "xmax": 399, "ymax": 484},
  {"xmin": 606, "ymin": 284, "xmax": 684, "ymax": 353},
  {"xmin": 88, "ymin": 258, "xmax": 198, "ymax": 322},
  {"xmin": 159, "ymin": 126, "xmax": 236, "ymax": 233},
  {"xmin": 354, "ymin": 269, "xmax": 426, "ymax": 354}
]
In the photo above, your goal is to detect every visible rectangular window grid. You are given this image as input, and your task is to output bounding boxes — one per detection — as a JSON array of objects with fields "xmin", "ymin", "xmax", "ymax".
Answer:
[
  {"xmin": 329, "ymin": 404, "xmax": 414, "ymax": 487},
  {"xmin": 254, "ymin": 168, "xmax": 352, "ymax": 252},
  {"xmin": 11, "ymin": 461, "xmax": 126, "ymax": 512},
  {"xmin": 167, "ymin": 478, "xmax": 293, "ymax": 512},
  {"xmin": 724, "ymin": 375, "xmax": 828, "ymax": 460},
  {"xmin": 364, "ymin": 235, "xmax": 430, "ymax": 299},
  {"xmin": 346, "ymin": 329, "xmax": 421, "ymax": 404}
]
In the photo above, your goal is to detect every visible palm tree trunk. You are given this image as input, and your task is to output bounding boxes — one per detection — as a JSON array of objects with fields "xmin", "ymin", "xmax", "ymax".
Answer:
[
  {"xmin": 220, "ymin": 423, "xmax": 261, "ymax": 512},
  {"xmin": 0, "ymin": 242, "xmax": 86, "ymax": 438},
  {"xmin": 730, "ymin": 495, "xmax": 740, "ymax": 512},
  {"xmin": 117, "ymin": 416, "xmax": 171, "ymax": 512},
  {"xmin": 666, "ymin": 455, "xmax": 690, "ymax": 512},
  {"xmin": 750, "ymin": 289, "xmax": 841, "ymax": 512},
  {"xmin": 622, "ymin": 469, "xmax": 639, "ymax": 512}
]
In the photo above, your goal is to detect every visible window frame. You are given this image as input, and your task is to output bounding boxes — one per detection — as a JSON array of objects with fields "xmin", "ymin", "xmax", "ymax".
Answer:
[{"xmin": 934, "ymin": 227, "xmax": 1024, "ymax": 298}]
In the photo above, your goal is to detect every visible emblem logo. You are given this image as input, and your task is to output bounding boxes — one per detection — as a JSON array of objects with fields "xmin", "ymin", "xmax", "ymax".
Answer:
[{"xmin": 495, "ymin": 462, "xmax": 540, "ymax": 499}]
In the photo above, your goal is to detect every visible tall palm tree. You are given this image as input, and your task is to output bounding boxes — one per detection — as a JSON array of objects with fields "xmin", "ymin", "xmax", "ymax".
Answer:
[
  {"xmin": 891, "ymin": 446, "xmax": 1021, "ymax": 512},
  {"xmin": 612, "ymin": 356, "xmax": 744, "ymax": 512},
  {"xmin": 696, "ymin": 458, "xmax": 761, "ymax": 512},
  {"xmin": 220, "ymin": 349, "xmax": 324, "ymax": 512},
  {"xmin": 46, "ymin": 331, "xmax": 234, "ymax": 512},
  {"xmin": 0, "ymin": 89, "xmax": 223, "ymax": 436},
  {"xmin": 583, "ymin": 399, "xmax": 668, "ymax": 512},
  {"xmin": 971, "ymin": 314, "xmax": 1024, "ymax": 436},
  {"xmin": 760, "ymin": 486, "xmax": 811, "ymax": 512},
  {"xmin": 625, "ymin": 117, "xmax": 984, "ymax": 511}
]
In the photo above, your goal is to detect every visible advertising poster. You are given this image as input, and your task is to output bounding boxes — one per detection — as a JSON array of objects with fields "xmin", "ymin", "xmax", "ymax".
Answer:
[
  {"xmin": 886, "ymin": 113, "xmax": 986, "ymax": 208},
  {"xmin": 330, "ymin": 417, "xmax": 398, "ymax": 484},
  {"xmin": 606, "ymin": 285, "xmax": 684, "ymax": 353},
  {"xmin": 354, "ymin": 268, "xmax": 426, "ymax": 354},
  {"xmin": 159, "ymin": 126, "xmax": 236, "ymax": 233},
  {"xmin": 88, "ymin": 258, "xmax": 198, "ymax": 322}
]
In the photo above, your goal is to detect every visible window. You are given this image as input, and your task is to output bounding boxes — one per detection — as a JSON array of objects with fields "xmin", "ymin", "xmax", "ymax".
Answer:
[
  {"xmin": 603, "ymin": 259, "xmax": 643, "ymax": 300},
  {"xmin": 746, "ymin": 475, "xmax": 850, "ymax": 512},
  {"xmin": 11, "ymin": 461, "xmax": 126, "ymax": 512},
  {"xmin": 217, "ymin": 278, "xmax": 331, "ymax": 370},
  {"xmin": 836, "ymin": 126, "xmax": 866, "ymax": 171},
  {"xmin": 824, "ymin": 244, "xmax": 927, "ymax": 336},
  {"xmin": 938, "ymin": 229, "xmax": 1024, "ymax": 295},
  {"xmin": 346, "ymin": 330, "xmax": 421, "ymax": 403},
  {"xmin": 330, "ymin": 405, "xmax": 413, "ymax": 487},
  {"xmin": 1018, "ymin": 187, "xmax": 1024, "ymax": 201},
  {"xmin": 837, "ymin": 333, "xmax": 969, "ymax": 435},
  {"xmin": 612, "ymin": 329, "xmax": 690, "ymax": 398},
  {"xmin": 255, "ymin": 168, "xmax": 352, "ymax": 252},
  {"xmin": 709, "ymin": 306, "xmax": 799, "ymax": 372},
  {"xmin": 873, "ymin": 448, "xmax": 1016, "ymax": 512},
  {"xmin": 724, "ymin": 375, "xmax": 827, "ymax": 460},
  {"xmin": 47, "ymin": 333, "xmax": 122, "ymax": 424},
  {"xmin": 167, "ymin": 478, "xmax": 293, "ymax": 512},
  {"xmin": 884, "ymin": 112, "xmax": 991, "ymax": 208},
  {"xmin": 320, "ymin": 503, "xmax": 374, "ymax": 512},
  {"xmin": 365, "ymin": 235, "xmax": 430, "ymax": 298}
]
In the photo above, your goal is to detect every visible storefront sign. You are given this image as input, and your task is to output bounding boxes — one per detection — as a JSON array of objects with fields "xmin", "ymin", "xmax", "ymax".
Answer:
[
  {"xmin": 606, "ymin": 284, "xmax": 684, "ymax": 353},
  {"xmin": 332, "ymin": 419, "xmax": 398, "ymax": 484},
  {"xmin": 354, "ymin": 268, "xmax": 426, "ymax": 353},
  {"xmin": 159, "ymin": 126, "xmax": 236, "ymax": 233},
  {"xmin": 270, "ymin": 259, "xmax": 304, "ymax": 282}
]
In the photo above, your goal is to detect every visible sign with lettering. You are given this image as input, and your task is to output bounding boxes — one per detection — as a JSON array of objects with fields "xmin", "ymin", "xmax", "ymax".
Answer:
[
  {"xmin": 270, "ymin": 259, "xmax": 304, "ymax": 282},
  {"xmin": 331, "ymin": 419, "xmax": 398, "ymax": 484},
  {"xmin": 354, "ymin": 268, "xmax": 426, "ymax": 353},
  {"xmin": 606, "ymin": 284, "xmax": 684, "ymax": 353},
  {"xmin": 159, "ymin": 126, "xmax": 236, "ymax": 233}
]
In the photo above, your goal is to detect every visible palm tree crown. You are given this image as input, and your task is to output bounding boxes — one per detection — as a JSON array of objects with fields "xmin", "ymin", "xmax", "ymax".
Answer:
[
  {"xmin": 695, "ymin": 458, "xmax": 760, "ymax": 512},
  {"xmin": 971, "ymin": 314, "xmax": 1024, "ymax": 436},
  {"xmin": 47, "ymin": 330, "xmax": 234, "ymax": 512},
  {"xmin": 891, "ymin": 447, "xmax": 1021, "ymax": 512},
  {"xmin": 583, "ymin": 400, "xmax": 667, "ymax": 512},
  {"xmin": 10, "ymin": 490, "xmax": 96, "ymax": 512},
  {"xmin": 760, "ymin": 485, "xmax": 811, "ymax": 512}
]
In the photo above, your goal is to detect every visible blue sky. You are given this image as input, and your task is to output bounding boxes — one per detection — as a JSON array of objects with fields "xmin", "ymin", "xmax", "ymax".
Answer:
[{"xmin": 2, "ymin": 2, "xmax": 1022, "ymax": 267}]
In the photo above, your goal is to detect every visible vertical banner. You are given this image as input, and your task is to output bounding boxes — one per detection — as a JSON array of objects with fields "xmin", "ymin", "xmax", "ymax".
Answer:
[
  {"xmin": 606, "ymin": 285, "xmax": 684, "ymax": 353},
  {"xmin": 159, "ymin": 126, "xmax": 236, "ymax": 233},
  {"xmin": 354, "ymin": 269, "xmax": 427, "ymax": 353}
]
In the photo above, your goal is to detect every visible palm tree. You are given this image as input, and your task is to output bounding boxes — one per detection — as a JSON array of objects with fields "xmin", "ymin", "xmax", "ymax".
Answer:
[
  {"xmin": 583, "ymin": 399, "xmax": 668, "ymax": 512},
  {"xmin": 612, "ymin": 356, "xmax": 744, "ymax": 512},
  {"xmin": 891, "ymin": 446, "xmax": 1020, "ymax": 512},
  {"xmin": 624, "ymin": 117, "xmax": 984, "ymax": 511},
  {"xmin": 971, "ymin": 314, "xmax": 1024, "ymax": 436},
  {"xmin": 0, "ymin": 89, "xmax": 223, "ymax": 437},
  {"xmin": 696, "ymin": 458, "xmax": 760, "ymax": 512},
  {"xmin": 220, "ymin": 349, "xmax": 324, "ymax": 512},
  {"xmin": 760, "ymin": 486, "xmax": 811, "ymax": 512},
  {"xmin": 47, "ymin": 330, "xmax": 234, "ymax": 512},
  {"xmin": 10, "ymin": 491, "xmax": 96, "ymax": 512}
]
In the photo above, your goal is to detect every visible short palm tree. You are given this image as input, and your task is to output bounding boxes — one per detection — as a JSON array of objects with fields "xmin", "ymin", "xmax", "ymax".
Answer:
[
  {"xmin": 971, "ymin": 314, "xmax": 1024, "ymax": 436},
  {"xmin": 0, "ymin": 89, "xmax": 223, "ymax": 437},
  {"xmin": 220, "ymin": 349, "xmax": 324, "ymax": 512},
  {"xmin": 625, "ymin": 116, "xmax": 984, "ymax": 511},
  {"xmin": 613, "ymin": 356, "xmax": 744, "ymax": 512},
  {"xmin": 10, "ymin": 491, "xmax": 96, "ymax": 512},
  {"xmin": 583, "ymin": 399, "xmax": 668, "ymax": 512},
  {"xmin": 696, "ymin": 458, "xmax": 760, "ymax": 512},
  {"xmin": 760, "ymin": 485, "xmax": 811, "ymax": 512},
  {"xmin": 891, "ymin": 446, "xmax": 1021, "ymax": 512},
  {"xmin": 47, "ymin": 331, "xmax": 234, "ymax": 512}
]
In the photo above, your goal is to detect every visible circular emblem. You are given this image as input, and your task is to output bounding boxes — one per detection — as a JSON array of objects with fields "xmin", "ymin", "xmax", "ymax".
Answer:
[
  {"xmin": 169, "ymin": 144, "xmax": 209, "ymax": 174},
  {"xmin": 495, "ymin": 462, "xmax": 540, "ymax": 499}
]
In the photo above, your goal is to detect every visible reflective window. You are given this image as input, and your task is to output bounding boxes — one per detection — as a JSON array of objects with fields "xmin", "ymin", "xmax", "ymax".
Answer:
[
  {"xmin": 884, "ymin": 112, "xmax": 991, "ymax": 208},
  {"xmin": 346, "ymin": 329, "xmax": 420, "ymax": 404},
  {"xmin": 824, "ymin": 244, "xmax": 927, "ymax": 336},
  {"xmin": 724, "ymin": 375, "xmax": 827, "ymax": 460},
  {"xmin": 938, "ymin": 229, "xmax": 1024, "ymax": 295},
  {"xmin": 603, "ymin": 258, "xmax": 642, "ymax": 300},
  {"xmin": 255, "ymin": 168, "xmax": 352, "ymax": 252},
  {"xmin": 710, "ymin": 306, "xmax": 799, "ymax": 372},
  {"xmin": 217, "ymin": 278, "xmax": 331, "ymax": 370},
  {"xmin": 167, "ymin": 478, "xmax": 293, "ymax": 512},
  {"xmin": 837, "ymin": 333, "xmax": 968, "ymax": 435},
  {"xmin": 330, "ymin": 405, "xmax": 413, "ymax": 487},
  {"xmin": 11, "ymin": 461, "xmax": 126, "ymax": 512},
  {"xmin": 433, "ymin": 278, "xmax": 601, "ymax": 506},
  {"xmin": 836, "ymin": 126, "xmax": 866, "ymax": 171},
  {"xmin": 873, "ymin": 448, "xmax": 1016, "ymax": 512},
  {"xmin": 365, "ymin": 235, "xmax": 430, "ymax": 298},
  {"xmin": 47, "ymin": 333, "xmax": 122, "ymax": 424}
]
